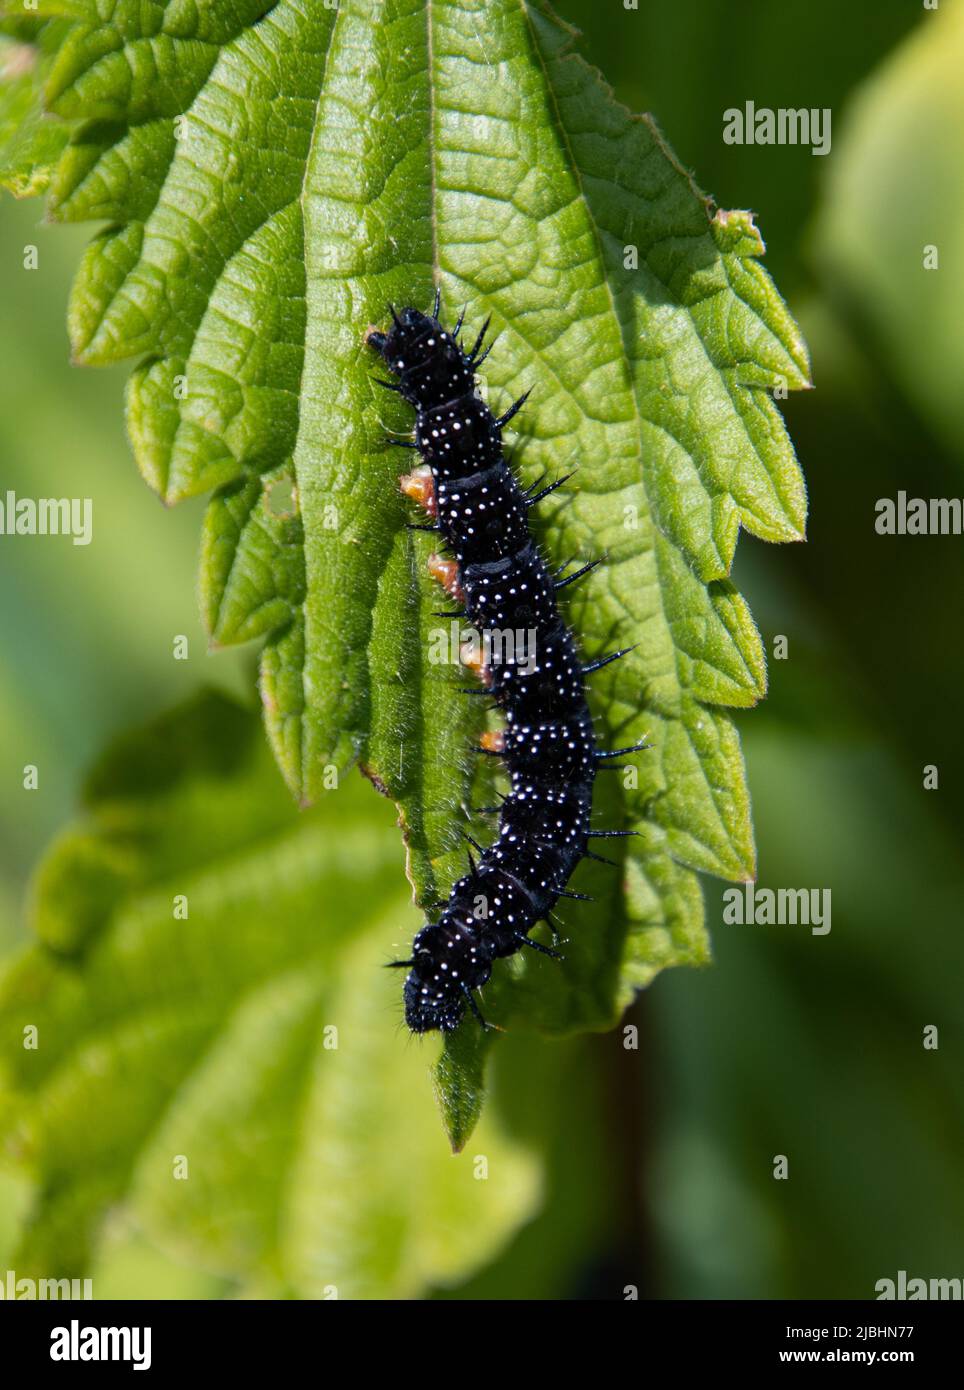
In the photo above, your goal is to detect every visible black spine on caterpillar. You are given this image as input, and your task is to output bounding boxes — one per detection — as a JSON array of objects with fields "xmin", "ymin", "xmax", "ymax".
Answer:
[{"xmin": 368, "ymin": 301, "xmax": 601, "ymax": 1034}]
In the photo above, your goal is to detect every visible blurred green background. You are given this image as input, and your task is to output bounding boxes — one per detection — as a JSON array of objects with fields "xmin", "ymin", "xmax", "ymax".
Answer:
[{"xmin": 2, "ymin": 0, "xmax": 963, "ymax": 1297}]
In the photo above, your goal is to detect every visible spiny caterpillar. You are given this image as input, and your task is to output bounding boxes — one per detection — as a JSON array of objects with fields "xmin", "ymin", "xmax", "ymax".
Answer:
[{"xmin": 367, "ymin": 292, "xmax": 644, "ymax": 1034}]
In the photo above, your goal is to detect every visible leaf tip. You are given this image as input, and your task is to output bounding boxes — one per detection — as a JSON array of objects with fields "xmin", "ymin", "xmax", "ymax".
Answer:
[
  {"xmin": 712, "ymin": 206, "xmax": 766, "ymax": 257},
  {"xmin": 433, "ymin": 1025, "xmax": 492, "ymax": 1150}
]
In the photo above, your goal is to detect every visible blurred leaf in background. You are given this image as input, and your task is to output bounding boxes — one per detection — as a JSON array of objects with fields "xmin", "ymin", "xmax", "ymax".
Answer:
[
  {"xmin": 0, "ymin": 689, "xmax": 544, "ymax": 1299},
  {"xmin": 814, "ymin": 0, "xmax": 964, "ymax": 464},
  {"xmin": 0, "ymin": 198, "xmax": 250, "ymax": 939}
]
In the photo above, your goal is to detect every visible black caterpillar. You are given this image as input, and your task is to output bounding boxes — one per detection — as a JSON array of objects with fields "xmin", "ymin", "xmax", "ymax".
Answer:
[{"xmin": 368, "ymin": 292, "xmax": 643, "ymax": 1033}]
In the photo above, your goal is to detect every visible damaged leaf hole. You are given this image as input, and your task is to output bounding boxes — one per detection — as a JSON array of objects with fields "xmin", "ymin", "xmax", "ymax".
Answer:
[{"xmin": 264, "ymin": 474, "xmax": 298, "ymax": 519}]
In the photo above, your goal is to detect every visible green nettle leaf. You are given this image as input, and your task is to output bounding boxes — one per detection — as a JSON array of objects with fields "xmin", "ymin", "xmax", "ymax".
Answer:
[
  {"xmin": 0, "ymin": 15, "xmax": 75, "ymax": 196},
  {"xmin": 6, "ymin": 1, "xmax": 808, "ymax": 1125},
  {"xmin": 0, "ymin": 691, "xmax": 541, "ymax": 1295}
]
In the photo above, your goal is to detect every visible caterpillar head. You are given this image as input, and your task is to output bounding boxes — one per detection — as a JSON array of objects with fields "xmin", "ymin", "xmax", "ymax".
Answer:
[
  {"xmin": 368, "ymin": 307, "xmax": 473, "ymax": 409},
  {"xmin": 403, "ymin": 966, "xmax": 465, "ymax": 1034},
  {"xmin": 403, "ymin": 916, "xmax": 492, "ymax": 1033}
]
